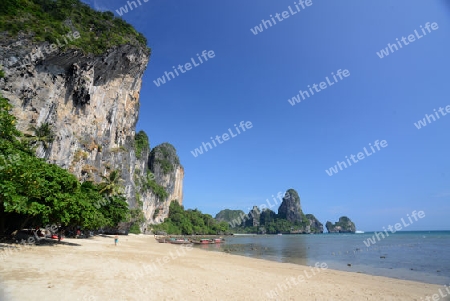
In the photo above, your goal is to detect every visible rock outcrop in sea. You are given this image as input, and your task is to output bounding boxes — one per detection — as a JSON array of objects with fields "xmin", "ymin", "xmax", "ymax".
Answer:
[
  {"xmin": 326, "ymin": 216, "xmax": 356, "ymax": 233},
  {"xmin": 278, "ymin": 189, "xmax": 303, "ymax": 222},
  {"xmin": 216, "ymin": 188, "xmax": 327, "ymax": 234}
]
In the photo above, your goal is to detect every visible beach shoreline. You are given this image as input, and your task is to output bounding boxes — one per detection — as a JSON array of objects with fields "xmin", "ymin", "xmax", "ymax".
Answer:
[{"xmin": 0, "ymin": 234, "xmax": 444, "ymax": 300}]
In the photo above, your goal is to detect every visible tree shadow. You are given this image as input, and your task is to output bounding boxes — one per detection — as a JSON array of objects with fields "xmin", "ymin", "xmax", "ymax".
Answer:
[
  {"xmin": 0, "ymin": 237, "xmax": 82, "ymax": 248},
  {"xmin": 34, "ymin": 239, "xmax": 82, "ymax": 247}
]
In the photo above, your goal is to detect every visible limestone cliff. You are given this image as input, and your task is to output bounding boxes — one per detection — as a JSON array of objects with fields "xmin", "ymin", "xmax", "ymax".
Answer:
[
  {"xmin": 215, "ymin": 209, "xmax": 246, "ymax": 225},
  {"xmin": 0, "ymin": 32, "xmax": 183, "ymax": 228},
  {"xmin": 326, "ymin": 216, "xmax": 356, "ymax": 233},
  {"xmin": 278, "ymin": 189, "xmax": 303, "ymax": 222},
  {"xmin": 136, "ymin": 143, "xmax": 184, "ymax": 224},
  {"xmin": 305, "ymin": 214, "xmax": 324, "ymax": 234}
]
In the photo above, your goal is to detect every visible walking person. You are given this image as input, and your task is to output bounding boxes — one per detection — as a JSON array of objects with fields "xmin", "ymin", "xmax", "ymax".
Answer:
[{"xmin": 114, "ymin": 235, "xmax": 118, "ymax": 246}]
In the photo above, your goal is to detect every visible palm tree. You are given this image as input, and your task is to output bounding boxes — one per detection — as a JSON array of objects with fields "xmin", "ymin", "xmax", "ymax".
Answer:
[
  {"xmin": 25, "ymin": 123, "xmax": 55, "ymax": 149},
  {"xmin": 98, "ymin": 170, "xmax": 124, "ymax": 196}
]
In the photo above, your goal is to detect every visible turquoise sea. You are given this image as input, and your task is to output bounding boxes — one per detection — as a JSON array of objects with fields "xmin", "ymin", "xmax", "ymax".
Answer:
[{"xmin": 196, "ymin": 231, "xmax": 450, "ymax": 285}]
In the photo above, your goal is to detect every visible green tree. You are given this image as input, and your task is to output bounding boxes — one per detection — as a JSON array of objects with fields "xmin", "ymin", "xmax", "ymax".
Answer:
[
  {"xmin": 153, "ymin": 201, "xmax": 228, "ymax": 235},
  {"xmin": 25, "ymin": 123, "xmax": 55, "ymax": 149},
  {"xmin": 0, "ymin": 94, "xmax": 129, "ymax": 234},
  {"xmin": 98, "ymin": 170, "xmax": 124, "ymax": 196}
]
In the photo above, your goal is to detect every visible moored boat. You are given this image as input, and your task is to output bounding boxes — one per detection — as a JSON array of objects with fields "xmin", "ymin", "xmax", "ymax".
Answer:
[
  {"xmin": 170, "ymin": 239, "xmax": 191, "ymax": 244},
  {"xmin": 155, "ymin": 237, "xmax": 169, "ymax": 243},
  {"xmin": 191, "ymin": 238, "xmax": 214, "ymax": 244}
]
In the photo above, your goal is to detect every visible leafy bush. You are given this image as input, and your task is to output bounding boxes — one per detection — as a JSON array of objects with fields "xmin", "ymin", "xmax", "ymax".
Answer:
[
  {"xmin": 129, "ymin": 223, "xmax": 141, "ymax": 234},
  {"xmin": 152, "ymin": 201, "xmax": 229, "ymax": 235},
  {"xmin": 146, "ymin": 177, "xmax": 168, "ymax": 201}
]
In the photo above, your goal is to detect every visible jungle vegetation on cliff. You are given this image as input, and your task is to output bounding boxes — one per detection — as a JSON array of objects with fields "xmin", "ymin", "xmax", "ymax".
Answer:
[{"xmin": 0, "ymin": 0, "xmax": 149, "ymax": 55}]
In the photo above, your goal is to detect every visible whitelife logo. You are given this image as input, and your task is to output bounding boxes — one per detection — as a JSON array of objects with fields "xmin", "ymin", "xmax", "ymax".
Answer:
[
  {"xmin": 287, "ymin": 69, "xmax": 350, "ymax": 106},
  {"xmin": 376, "ymin": 22, "xmax": 439, "ymax": 59},
  {"xmin": 363, "ymin": 210, "xmax": 425, "ymax": 247},
  {"xmin": 190, "ymin": 121, "xmax": 253, "ymax": 158},
  {"xmin": 325, "ymin": 140, "xmax": 388, "ymax": 176},
  {"xmin": 250, "ymin": 0, "xmax": 313, "ymax": 35},
  {"xmin": 414, "ymin": 105, "xmax": 450, "ymax": 129},
  {"xmin": 153, "ymin": 50, "xmax": 215, "ymax": 87},
  {"xmin": 115, "ymin": 0, "xmax": 149, "ymax": 16}
]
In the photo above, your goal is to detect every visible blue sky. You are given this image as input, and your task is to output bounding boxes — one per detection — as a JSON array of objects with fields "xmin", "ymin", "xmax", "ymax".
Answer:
[{"xmin": 83, "ymin": 0, "xmax": 450, "ymax": 231}]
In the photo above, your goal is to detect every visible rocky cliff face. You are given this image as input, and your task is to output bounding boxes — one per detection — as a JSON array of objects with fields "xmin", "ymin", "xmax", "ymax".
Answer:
[
  {"xmin": 326, "ymin": 217, "xmax": 356, "ymax": 233},
  {"xmin": 244, "ymin": 206, "xmax": 261, "ymax": 227},
  {"xmin": 0, "ymin": 33, "xmax": 183, "ymax": 227},
  {"xmin": 278, "ymin": 189, "xmax": 303, "ymax": 222},
  {"xmin": 138, "ymin": 143, "xmax": 184, "ymax": 224},
  {"xmin": 305, "ymin": 214, "xmax": 324, "ymax": 233},
  {"xmin": 277, "ymin": 189, "xmax": 323, "ymax": 234}
]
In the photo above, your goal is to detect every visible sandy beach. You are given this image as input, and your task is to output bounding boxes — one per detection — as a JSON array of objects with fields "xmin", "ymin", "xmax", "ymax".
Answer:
[{"xmin": 0, "ymin": 235, "xmax": 445, "ymax": 301}]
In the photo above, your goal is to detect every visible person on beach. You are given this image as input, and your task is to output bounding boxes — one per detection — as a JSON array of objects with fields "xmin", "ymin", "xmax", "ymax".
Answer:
[{"xmin": 114, "ymin": 235, "xmax": 118, "ymax": 246}]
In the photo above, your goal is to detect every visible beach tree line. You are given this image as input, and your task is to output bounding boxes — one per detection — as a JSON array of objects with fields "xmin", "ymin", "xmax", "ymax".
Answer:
[
  {"xmin": 0, "ymin": 87, "xmax": 131, "ymax": 235},
  {"xmin": 152, "ymin": 201, "xmax": 229, "ymax": 235}
]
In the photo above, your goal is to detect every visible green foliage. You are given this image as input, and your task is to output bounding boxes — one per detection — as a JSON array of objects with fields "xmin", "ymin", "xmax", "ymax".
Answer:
[
  {"xmin": 0, "ymin": 94, "xmax": 129, "ymax": 234},
  {"xmin": 285, "ymin": 189, "xmax": 300, "ymax": 204},
  {"xmin": 153, "ymin": 201, "xmax": 229, "ymax": 235},
  {"xmin": 146, "ymin": 177, "xmax": 168, "ymax": 201},
  {"xmin": 99, "ymin": 195, "xmax": 129, "ymax": 226},
  {"xmin": 214, "ymin": 209, "xmax": 246, "ymax": 224},
  {"xmin": 127, "ymin": 207, "xmax": 145, "ymax": 234},
  {"xmin": 0, "ymin": 68, "xmax": 4, "ymax": 78},
  {"xmin": 134, "ymin": 170, "xmax": 167, "ymax": 201},
  {"xmin": 25, "ymin": 122, "xmax": 55, "ymax": 149},
  {"xmin": 134, "ymin": 130, "xmax": 149, "ymax": 159},
  {"xmin": 98, "ymin": 170, "xmax": 124, "ymax": 196},
  {"xmin": 155, "ymin": 158, "xmax": 173, "ymax": 174},
  {"xmin": 135, "ymin": 192, "xmax": 142, "ymax": 207},
  {"xmin": 150, "ymin": 143, "xmax": 179, "ymax": 175},
  {"xmin": 129, "ymin": 223, "xmax": 141, "ymax": 234},
  {"xmin": 0, "ymin": 0, "xmax": 150, "ymax": 55},
  {"xmin": 230, "ymin": 208, "xmax": 317, "ymax": 234},
  {"xmin": 128, "ymin": 208, "xmax": 145, "ymax": 224},
  {"xmin": 326, "ymin": 216, "xmax": 355, "ymax": 233},
  {"xmin": 153, "ymin": 208, "xmax": 160, "ymax": 219}
]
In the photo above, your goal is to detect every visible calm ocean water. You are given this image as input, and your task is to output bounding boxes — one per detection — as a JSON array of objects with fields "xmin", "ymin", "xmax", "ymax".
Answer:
[{"xmin": 196, "ymin": 231, "xmax": 450, "ymax": 285}]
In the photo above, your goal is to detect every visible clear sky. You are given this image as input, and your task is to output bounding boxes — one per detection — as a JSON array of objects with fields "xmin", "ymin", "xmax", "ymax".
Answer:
[{"xmin": 82, "ymin": 0, "xmax": 450, "ymax": 231}]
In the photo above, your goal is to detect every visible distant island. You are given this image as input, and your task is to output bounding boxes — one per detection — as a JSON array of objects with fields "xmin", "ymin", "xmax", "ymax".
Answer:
[
  {"xmin": 326, "ymin": 217, "xmax": 356, "ymax": 233},
  {"xmin": 215, "ymin": 189, "xmax": 356, "ymax": 234}
]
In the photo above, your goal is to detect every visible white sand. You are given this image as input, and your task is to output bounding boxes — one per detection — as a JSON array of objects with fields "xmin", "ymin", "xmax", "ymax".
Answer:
[{"xmin": 0, "ymin": 235, "xmax": 443, "ymax": 301}]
